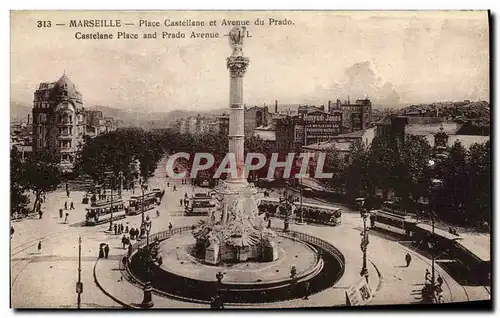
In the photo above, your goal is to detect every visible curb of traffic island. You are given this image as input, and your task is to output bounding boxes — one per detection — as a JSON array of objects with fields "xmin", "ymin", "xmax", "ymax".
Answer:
[
  {"xmin": 370, "ymin": 260, "xmax": 383, "ymax": 293},
  {"xmin": 93, "ymin": 258, "xmax": 135, "ymax": 309}
]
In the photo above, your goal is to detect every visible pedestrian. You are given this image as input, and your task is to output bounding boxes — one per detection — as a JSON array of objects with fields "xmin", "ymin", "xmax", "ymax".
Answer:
[
  {"xmin": 122, "ymin": 235, "xmax": 127, "ymax": 249},
  {"xmin": 98, "ymin": 245, "xmax": 104, "ymax": 258},
  {"xmin": 405, "ymin": 253, "xmax": 412, "ymax": 267},
  {"xmin": 303, "ymin": 281, "xmax": 310, "ymax": 300},
  {"xmin": 39, "ymin": 210, "xmax": 43, "ymax": 219},
  {"xmin": 121, "ymin": 256, "xmax": 127, "ymax": 269},
  {"xmin": 180, "ymin": 198, "xmax": 183, "ymax": 207},
  {"xmin": 129, "ymin": 228, "xmax": 135, "ymax": 240},
  {"xmin": 437, "ymin": 274, "xmax": 443, "ymax": 287},
  {"xmin": 173, "ymin": 185, "xmax": 177, "ymax": 191},
  {"xmin": 168, "ymin": 222, "xmax": 173, "ymax": 232},
  {"xmin": 125, "ymin": 225, "xmax": 129, "ymax": 233},
  {"xmin": 59, "ymin": 209, "xmax": 63, "ymax": 218},
  {"xmin": 64, "ymin": 201, "xmax": 68, "ymax": 210},
  {"xmin": 70, "ymin": 201, "xmax": 75, "ymax": 210},
  {"xmin": 66, "ymin": 189, "xmax": 70, "ymax": 198},
  {"xmin": 167, "ymin": 182, "xmax": 170, "ymax": 188},
  {"xmin": 114, "ymin": 224, "xmax": 117, "ymax": 235},
  {"xmin": 185, "ymin": 193, "xmax": 188, "ymax": 199},
  {"xmin": 38, "ymin": 241, "xmax": 42, "ymax": 253},
  {"xmin": 104, "ymin": 244, "xmax": 110, "ymax": 259},
  {"xmin": 156, "ymin": 210, "xmax": 160, "ymax": 218},
  {"xmin": 64, "ymin": 212, "xmax": 69, "ymax": 223},
  {"xmin": 425, "ymin": 269, "xmax": 431, "ymax": 283}
]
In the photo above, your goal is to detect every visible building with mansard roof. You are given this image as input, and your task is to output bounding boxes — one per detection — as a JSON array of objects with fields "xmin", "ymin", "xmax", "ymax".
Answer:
[{"xmin": 32, "ymin": 74, "xmax": 116, "ymax": 172}]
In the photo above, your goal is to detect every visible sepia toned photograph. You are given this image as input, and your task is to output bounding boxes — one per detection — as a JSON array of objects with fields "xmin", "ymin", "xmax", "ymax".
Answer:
[{"xmin": 9, "ymin": 10, "xmax": 491, "ymax": 309}]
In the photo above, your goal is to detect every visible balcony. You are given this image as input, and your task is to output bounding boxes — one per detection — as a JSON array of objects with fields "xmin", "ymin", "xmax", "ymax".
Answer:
[
  {"xmin": 58, "ymin": 121, "xmax": 73, "ymax": 127},
  {"xmin": 58, "ymin": 134, "xmax": 73, "ymax": 140},
  {"xmin": 60, "ymin": 147, "xmax": 74, "ymax": 153}
]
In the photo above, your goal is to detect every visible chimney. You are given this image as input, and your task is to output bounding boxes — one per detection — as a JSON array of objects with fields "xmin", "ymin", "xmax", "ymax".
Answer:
[
  {"xmin": 337, "ymin": 99, "xmax": 341, "ymax": 109},
  {"xmin": 328, "ymin": 100, "xmax": 331, "ymax": 113},
  {"xmin": 275, "ymin": 100, "xmax": 278, "ymax": 113},
  {"xmin": 27, "ymin": 114, "xmax": 30, "ymax": 125},
  {"xmin": 348, "ymin": 95, "xmax": 350, "ymax": 104}
]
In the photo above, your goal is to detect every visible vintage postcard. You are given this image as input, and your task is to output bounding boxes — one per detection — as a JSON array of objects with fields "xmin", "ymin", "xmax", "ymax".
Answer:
[{"xmin": 10, "ymin": 10, "xmax": 491, "ymax": 309}]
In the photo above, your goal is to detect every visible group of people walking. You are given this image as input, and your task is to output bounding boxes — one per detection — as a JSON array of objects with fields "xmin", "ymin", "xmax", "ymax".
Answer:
[
  {"xmin": 98, "ymin": 243, "xmax": 110, "ymax": 259},
  {"xmin": 113, "ymin": 223, "xmax": 128, "ymax": 235},
  {"xmin": 424, "ymin": 268, "xmax": 445, "ymax": 303}
]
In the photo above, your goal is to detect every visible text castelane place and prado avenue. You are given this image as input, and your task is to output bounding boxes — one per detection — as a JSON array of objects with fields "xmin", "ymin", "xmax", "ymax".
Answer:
[{"xmin": 10, "ymin": 11, "xmax": 491, "ymax": 310}]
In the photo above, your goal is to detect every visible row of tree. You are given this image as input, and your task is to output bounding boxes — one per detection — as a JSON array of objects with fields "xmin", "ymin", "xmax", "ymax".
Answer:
[
  {"xmin": 323, "ymin": 134, "xmax": 490, "ymax": 227},
  {"xmin": 11, "ymin": 149, "xmax": 62, "ymax": 214},
  {"xmin": 76, "ymin": 127, "xmax": 165, "ymax": 185}
]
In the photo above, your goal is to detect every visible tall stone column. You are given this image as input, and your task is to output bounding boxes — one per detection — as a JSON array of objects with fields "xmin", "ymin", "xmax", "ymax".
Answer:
[{"xmin": 226, "ymin": 27, "xmax": 249, "ymax": 188}]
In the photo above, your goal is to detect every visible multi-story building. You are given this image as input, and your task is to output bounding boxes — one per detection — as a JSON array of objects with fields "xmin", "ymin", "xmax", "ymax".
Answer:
[
  {"xmin": 32, "ymin": 74, "xmax": 86, "ymax": 172},
  {"xmin": 218, "ymin": 114, "xmax": 229, "ymax": 136},
  {"xmin": 245, "ymin": 106, "xmax": 269, "ymax": 138},
  {"xmin": 32, "ymin": 74, "xmax": 116, "ymax": 172},
  {"xmin": 294, "ymin": 106, "xmax": 343, "ymax": 146},
  {"xmin": 335, "ymin": 98, "xmax": 372, "ymax": 133}
]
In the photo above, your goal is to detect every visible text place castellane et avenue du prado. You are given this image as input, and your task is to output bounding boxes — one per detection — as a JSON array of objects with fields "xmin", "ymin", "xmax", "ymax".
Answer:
[{"xmin": 63, "ymin": 18, "xmax": 294, "ymax": 40}]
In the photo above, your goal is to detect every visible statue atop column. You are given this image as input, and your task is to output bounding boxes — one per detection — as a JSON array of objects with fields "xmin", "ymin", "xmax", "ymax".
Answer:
[
  {"xmin": 192, "ymin": 27, "xmax": 278, "ymax": 265},
  {"xmin": 227, "ymin": 26, "xmax": 249, "ymax": 78}
]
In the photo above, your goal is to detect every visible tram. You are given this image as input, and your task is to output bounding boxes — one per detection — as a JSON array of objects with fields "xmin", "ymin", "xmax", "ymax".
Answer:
[
  {"xmin": 257, "ymin": 197, "xmax": 342, "ymax": 226},
  {"xmin": 368, "ymin": 201, "xmax": 418, "ymax": 236},
  {"xmin": 185, "ymin": 192, "xmax": 217, "ymax": 216},
  {"xmin": 85, "ymin": 199, "xmax": 126, "ymax": 226},
  {"xmin": 126, "ymin": 192, "xmax": 161, "ymax": 215}
]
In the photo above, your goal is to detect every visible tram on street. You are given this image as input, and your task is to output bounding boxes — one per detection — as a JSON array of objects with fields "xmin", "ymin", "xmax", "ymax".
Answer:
[
  {"xmin": 257, "ymin": 197, "xmax": 342, "ymax": 226},
  {"xmin": 369, "ymin": 201, "xmax": 418, "ymax": 236},
  {"xmin": 298, "ymin": 202, "xmax": 342, "ymax": 226},
  {"xmin": 85, "ymin": 199, "xmax": 126, "ymax": 226},
  {"xmin": 185, "ymin": 192, "xmax": 217, "ymax": 216},
  {"xmin": 126, "ymin": 192, "xmax": 161, "ymax": 215}
]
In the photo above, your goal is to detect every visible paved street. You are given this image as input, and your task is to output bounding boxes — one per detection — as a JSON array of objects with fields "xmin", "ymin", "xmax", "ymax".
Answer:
[{"xmin": 10, "ymin": 156, "xmax": 490, "ymax": 308}]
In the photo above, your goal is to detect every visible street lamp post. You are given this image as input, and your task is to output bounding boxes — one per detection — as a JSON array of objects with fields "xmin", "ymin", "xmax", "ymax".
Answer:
[
  {"xmin": 427, "ymin": 159, "xmax": 444, "ymax": 302},
  {"xmin": 104, "ymin": 172, "xmax": 115, "ymax": 232},
  {"xmin": 141, "ymin": 216, "xmax": 154, "ymax": 308},
  {"xmin": 76, "ymin": 236, "xmax": 82, "ymax": 309},
  {"xmin": 279, "ymin": 181, "xmax": 296, "ymax": 232},
  {"xmin": 140, "ymin": 178, "xmax": 147, "ymax": 239},
  {"xmin": 118, "ymin": 171, "xmax": 123, "ymax": 197},
  {"xmin": 299, "ymin": 176, "xmax": 304, "ymax": 224},
  {"xmin": 357, "ymin": 198, "xmax": 369, "ymax": 282}
]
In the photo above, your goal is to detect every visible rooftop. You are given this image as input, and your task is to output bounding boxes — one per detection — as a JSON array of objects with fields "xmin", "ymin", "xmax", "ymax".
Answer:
[
  {"xmin": 423, "ymin": 134, "xmax": 489, "ymax": 149},
  {"xmin": 405, "ymin": 122, "xmax": 459, "ymax": 136},
  {"xmin": 303, "ymin": 140, "xmax": 352, "ymax": 152}
]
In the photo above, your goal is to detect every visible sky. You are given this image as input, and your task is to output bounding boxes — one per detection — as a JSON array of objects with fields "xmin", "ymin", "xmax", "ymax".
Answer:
[{"xmin": 10, "ymin": 11, "xmax": 490, "ymax": 113}]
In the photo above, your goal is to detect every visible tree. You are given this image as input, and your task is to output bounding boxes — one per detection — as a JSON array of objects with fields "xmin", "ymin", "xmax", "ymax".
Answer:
[
  {"xmin": 466, "ymin": 140, "xmax": 491, "ymax": 227},
  {"xmin": 396, "ymin": 135, "xmax": 433, "ymax": 213},
  {"xmin": 10, "ymin": 148, "xmax": 29, "ymax": 214},
  {"xmin": 344, "ymin": 140, "xmax": 371, "ymax": 203},
  {"xmin": 367, "ymin": 135, "xmax": 400, "ymax": 200},
  {"xmin": 324, "ymin": 146, "xmax": 345, "ymax": 191},
  {"xmin": 437, "ymin": 141, "xmax": 469, "ymax": 223},
  {"xmin": 23, "ymin": 150, "xmax": 62, "ymax": 212}
]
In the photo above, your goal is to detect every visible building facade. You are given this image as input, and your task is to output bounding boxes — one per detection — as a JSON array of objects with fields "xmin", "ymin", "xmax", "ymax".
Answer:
[
  {"xmin": 244, "ymin": 106, "xmax": 270, "ymax": 138},
  {"xmin": 32, "ymin": 74, "xmax": 116, "ymax": 172},
  {"xmin": 336, "ymin": 98, "xmax": 372, "ymax": 133},
  {"xmin": 294, "ymin": 108, "xmax": 343, "ymax": 146},
  {"xmin": 32, "ymin": 74, "xmax": 86, "ymax": 172}
]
